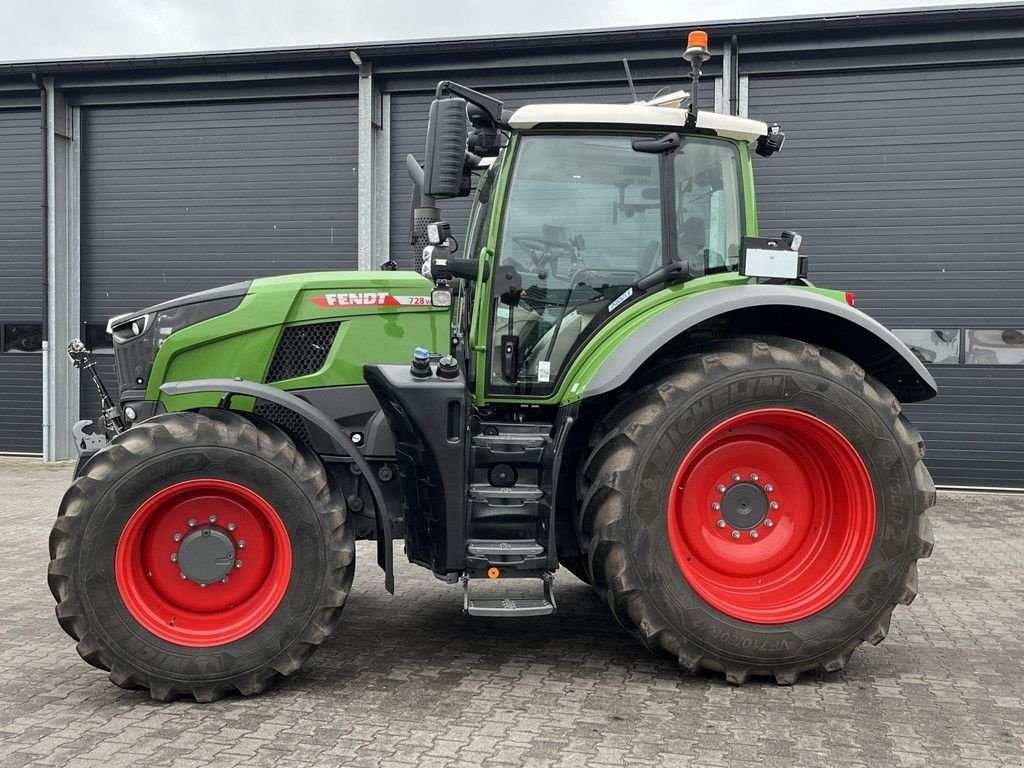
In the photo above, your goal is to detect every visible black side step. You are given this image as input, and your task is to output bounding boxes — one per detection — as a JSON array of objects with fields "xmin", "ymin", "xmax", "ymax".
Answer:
[{"xmin": 462, "ymin": 572, "xmax": 556, "ymax": 617}]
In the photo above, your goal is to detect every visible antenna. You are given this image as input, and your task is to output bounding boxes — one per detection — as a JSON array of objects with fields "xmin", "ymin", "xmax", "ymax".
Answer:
[{"xmin": 622, "ymin": 58, "xmax": 639, "ymax": 103}]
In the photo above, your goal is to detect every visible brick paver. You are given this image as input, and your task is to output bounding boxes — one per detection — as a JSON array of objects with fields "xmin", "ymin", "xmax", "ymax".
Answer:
[{"xmin": 1, "ymin": 458, "xmax": 1022, "ymax": 767}]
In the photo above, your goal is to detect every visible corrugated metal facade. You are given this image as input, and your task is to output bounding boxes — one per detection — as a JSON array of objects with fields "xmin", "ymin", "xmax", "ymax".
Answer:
[
  {"xmin": 1, "ymin": 8, "xmax": 1022, "ymax": 484},
  {"xmin": 0, "ymin": 109, "xmax": 43, "ymax": 453},
  {"xmin": 79, "ymin": 97, "xmax": 359, "ymax": 417},
  {"xmin": 750, "ymin": 65, "xmax": 1024, "ymax": 486}
]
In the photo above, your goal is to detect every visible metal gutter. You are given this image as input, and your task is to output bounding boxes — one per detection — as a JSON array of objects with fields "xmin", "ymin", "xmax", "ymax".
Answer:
[{"xmin": 0, "ymin": 4, "xmax": 1021, "ymax": 75}]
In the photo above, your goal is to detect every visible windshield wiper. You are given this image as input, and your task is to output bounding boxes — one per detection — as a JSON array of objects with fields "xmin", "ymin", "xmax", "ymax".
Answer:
[{"xmin": 635, "ymin": 260, "xmax": 690, "ymax": 292}]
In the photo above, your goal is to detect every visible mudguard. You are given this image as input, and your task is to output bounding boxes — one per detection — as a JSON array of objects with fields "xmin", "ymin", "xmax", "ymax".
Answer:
[
  {"xmin": 160, "ymin": 378, "xmax": 396, "ymax": 592},
  {"xmin": 581, "ymin": 284, "xmax": 937, "ymax": 403}
]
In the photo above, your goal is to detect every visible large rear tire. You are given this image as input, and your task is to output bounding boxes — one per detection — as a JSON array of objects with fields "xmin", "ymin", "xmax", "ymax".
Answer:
[
  {"xmin": 579, "ymin": 338, "xmax": 935, "ymax": 684},
  {"xmin": 48, "ymin": 409, "xmax": 354, "ymax": 701}
]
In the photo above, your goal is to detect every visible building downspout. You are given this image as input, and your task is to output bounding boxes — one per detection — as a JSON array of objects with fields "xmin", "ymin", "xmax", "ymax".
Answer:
[{"xmin": 729, "ymin": 36, "xmax": 740, "ymax": 116}]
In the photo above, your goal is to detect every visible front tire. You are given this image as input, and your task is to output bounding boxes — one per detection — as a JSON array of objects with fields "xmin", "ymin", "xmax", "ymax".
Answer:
[
  {"xmin": 579, "ymin": 338, "xmax": 935, "ymax": 684},
  {"xmin": 48, "ymin": 409, "xmax": 355, "ymax": 701}
]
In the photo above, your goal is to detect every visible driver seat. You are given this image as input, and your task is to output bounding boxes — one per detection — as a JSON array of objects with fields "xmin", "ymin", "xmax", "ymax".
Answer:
[{"xmin": 525, "ymin": 299, "xmax": 604, "ymax": 379}]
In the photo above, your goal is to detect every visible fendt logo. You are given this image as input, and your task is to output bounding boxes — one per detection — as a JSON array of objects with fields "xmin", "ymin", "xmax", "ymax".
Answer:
[
  {"xmin": 309, "ymin": 292, "xmax": 432, "ymax": 308},
  {"xmin": 310, "ymin": 292, "xmax": 390, "ymax": 307}
]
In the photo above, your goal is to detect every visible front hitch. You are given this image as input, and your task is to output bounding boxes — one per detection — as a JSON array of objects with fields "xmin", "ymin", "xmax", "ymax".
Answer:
[{"xmin": 68, "ymin": 339, "xmax": 125, "ymax": 435}]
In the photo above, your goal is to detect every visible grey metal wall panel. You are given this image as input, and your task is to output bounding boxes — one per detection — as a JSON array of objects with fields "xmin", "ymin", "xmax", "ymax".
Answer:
[
  {"xmin": 388, "ymin": 81, "xmax": 715, "ymax": 263},
  {"xmin": 79, "ymin": 97, "xmax": 358, "ymax": 414},
  {"xmin": 0, "ymin": 108, "xmax": 43, "ymax": 453},
  {"xmin": 81, "ymin": 97, "xmax": 359, "ymax": 319},
  {"xmin": 750, "ymin": 64, "xmax": 1024, "ymax": 487}
]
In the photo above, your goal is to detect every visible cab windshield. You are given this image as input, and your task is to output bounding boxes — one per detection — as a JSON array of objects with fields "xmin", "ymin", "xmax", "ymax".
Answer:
[{"xmin": 489, "ymin": 133, "xmax": 743, "ymax": 394}]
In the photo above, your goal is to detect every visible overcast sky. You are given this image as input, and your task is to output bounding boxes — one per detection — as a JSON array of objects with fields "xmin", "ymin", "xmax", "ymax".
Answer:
[{"xmin": 0, "ymin": 0, "xmax": 1006, "ymax": 63}]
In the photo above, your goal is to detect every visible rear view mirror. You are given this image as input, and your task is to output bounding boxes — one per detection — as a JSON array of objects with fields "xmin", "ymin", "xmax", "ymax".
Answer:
[{"xmin": 424, "ymin": 97, "xmax": 468, "ymax": 199}]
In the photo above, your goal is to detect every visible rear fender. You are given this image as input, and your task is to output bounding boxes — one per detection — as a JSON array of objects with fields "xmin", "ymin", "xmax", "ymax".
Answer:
[{"xmin": 577, "ymin": 285, "xmax": 937, "ymax": 403}]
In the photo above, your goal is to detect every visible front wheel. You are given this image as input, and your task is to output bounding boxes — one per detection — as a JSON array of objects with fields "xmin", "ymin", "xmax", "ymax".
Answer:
[
  {"xmin": 579, "ymin": 338, "xmax": 935, "ymax": 684},
  {"xmin": 48, "ymin": 409, "xmax": 354, "ymax": 701}
]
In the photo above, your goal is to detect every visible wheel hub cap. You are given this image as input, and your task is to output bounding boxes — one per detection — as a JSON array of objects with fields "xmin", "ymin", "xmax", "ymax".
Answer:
[
  {"xmin": 720, "ymin": 482, "xmax": 768, "ymax": 530},
  {"xmin": 177, "ymin": 527, "xmax": 236, "ymax": 585}
]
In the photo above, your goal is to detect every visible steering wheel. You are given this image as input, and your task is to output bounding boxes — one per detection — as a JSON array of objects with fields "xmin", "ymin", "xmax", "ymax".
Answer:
[{"xmin": 511, "ymin": 235, "xmax": 574, "ymax": 273}]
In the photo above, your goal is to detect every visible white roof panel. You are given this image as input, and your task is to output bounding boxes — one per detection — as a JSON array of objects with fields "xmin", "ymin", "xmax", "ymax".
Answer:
[{"xmin": 507, "ymin": 103, "xmax": 768, "ymax": 143}]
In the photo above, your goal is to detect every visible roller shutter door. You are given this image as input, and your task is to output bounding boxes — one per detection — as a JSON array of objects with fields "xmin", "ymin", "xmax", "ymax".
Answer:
[
  {"xmin": 0, "ymin": 109, "xmax": 43, "ymax": 454},
  {"xmin": 80, "ymin": 96, "xmax": 358, "ymax": 416},
  {"xmin": 750, "ymin": 65, "xmax": 1024, "ymax": 487}
]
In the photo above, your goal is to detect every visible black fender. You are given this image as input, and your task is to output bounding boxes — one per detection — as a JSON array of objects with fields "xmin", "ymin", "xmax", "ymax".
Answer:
[
  {"xmin": 160, "ymin": 378, "xmax": 396, "ymax": 593},
  {"xmin": 584, "ymin": 284, "xmax": 937, "ymax": 403}
]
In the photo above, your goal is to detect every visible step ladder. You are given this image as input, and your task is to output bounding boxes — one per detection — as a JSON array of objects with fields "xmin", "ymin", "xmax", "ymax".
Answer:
[{"xmin": 462, "ymin": 571, "xmax": 556, "ymax": 617}]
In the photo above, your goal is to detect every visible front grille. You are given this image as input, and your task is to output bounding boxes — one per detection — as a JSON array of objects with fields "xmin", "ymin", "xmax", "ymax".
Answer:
[{"xmin": 265, "ymin": 321, "xmax": 340, "ymax": 383}]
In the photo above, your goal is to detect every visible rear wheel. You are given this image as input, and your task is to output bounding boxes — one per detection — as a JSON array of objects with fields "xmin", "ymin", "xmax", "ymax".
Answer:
[
  {"xmin": 579, "ymin": 338, "xmax": 935, "ymax": 684},
  {"xmin": 48, "ymin": 409, "xmax": 354, "ymax": 701}
]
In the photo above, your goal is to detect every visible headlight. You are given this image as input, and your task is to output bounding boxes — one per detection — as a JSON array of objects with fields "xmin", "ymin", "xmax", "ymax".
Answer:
[{"xmin": 106, "ymin": 281, "xmax": 250, "ymax": 395}]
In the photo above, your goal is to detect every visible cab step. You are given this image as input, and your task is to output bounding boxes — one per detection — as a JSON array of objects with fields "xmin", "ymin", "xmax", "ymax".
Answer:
[
  {"xmin": 466, "ymin": 539, "xmax": 544, "ymax": 557},
  {"xmin": 462, "ymin": 572, "xmax": 556, "ymax": 618}
]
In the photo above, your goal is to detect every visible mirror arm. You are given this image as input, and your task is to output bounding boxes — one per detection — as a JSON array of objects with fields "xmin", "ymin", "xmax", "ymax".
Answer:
[{"xmin": 435, "ymin": 80, "xmax": 506, "ymax": 128}]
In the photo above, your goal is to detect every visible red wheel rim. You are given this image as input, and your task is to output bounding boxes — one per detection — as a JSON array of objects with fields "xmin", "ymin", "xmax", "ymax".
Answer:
[
  {"xmin": 115, "ymin": 479, "xmax": 292, "ymax": 646},
  {"xmin": 667, "ymin": 408, "xmax": 875, "ymax": 624}
]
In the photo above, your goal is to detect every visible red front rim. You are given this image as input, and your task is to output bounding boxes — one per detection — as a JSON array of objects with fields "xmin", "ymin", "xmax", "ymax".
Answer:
[
  {"xmin": 667, "ymin": 408, "xmax": 875, "ymax": 624},
  {"xmin": 115, "ymin": 479, "xmax": 292, "ymax": 647}
]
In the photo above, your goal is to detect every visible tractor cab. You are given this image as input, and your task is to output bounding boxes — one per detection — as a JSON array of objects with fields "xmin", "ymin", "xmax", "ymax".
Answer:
[{"xmin": 413, "ymin": 82, "xmax": 774, "ymax": 401}]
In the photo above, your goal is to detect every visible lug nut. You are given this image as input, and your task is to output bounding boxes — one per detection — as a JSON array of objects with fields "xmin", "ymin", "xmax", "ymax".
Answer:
[
  {"xmin": 170, "ymin": 553, "xmax": 178, "ymax": 562},
  {"xmin": 200, "ymin": 583, "xmax": 207, "ymax": 588},
  {"xmin": 751, "ymin": 473, "xmax": 759, "ymax": 482},
  {"xmin": 769, "ymin": 501, "xmax": 779, "ymax": 510},
  {"xmin": 180, "ymin": 573, "xmax": 187, "ymax": 580},
  {"xmin": 187, "ymin": 518, "xmax": 197, "ymax": 528},
  {"xmin": 208, "ymin": 515, "xmax": 217, "ymax": 524},
  {"xmin": 173, "ymin": 532, "xmax": 183, "ymax": 542},
  {"xmin": 765, "ymin": 519, "xmax": 774, "ymax": 528},
  {"xmin": 750, "ymin": 530, "xmax": 759, "ymax": 539},
  {"xmin": 731, "ymin": 530, "xmax": 741, "ymax": 539},
  {"xmin": 765, "ymin": 484, "xmax": 774, "ymax": 493},
  {"xmin": 732, "ymin": 474, "xmax": 741, "ymax": 482},
  {"xmin": 711, "ymin": 502, "xmax": 721, "ymax": 511},
  {"xmin": 221, "ymin": 577, "xmax": 229, "ymax": 584},
  {"xmin": 237, "ymin": 540, "xmax": 246, "ymax": 549},
  {"xmin": 717, "ymin": 485, "xmax": 727, "ymax": 493},
  {"xmin": 717, "ymin": 520, "xmax": 726, "ymax": 529},
  {"xmin": 227, "ymin": 522, "xmax": 237, "ymax": 532},
  {"xmin": 235, "ymin": 560, "xmax": 243, "ymax": 569}
]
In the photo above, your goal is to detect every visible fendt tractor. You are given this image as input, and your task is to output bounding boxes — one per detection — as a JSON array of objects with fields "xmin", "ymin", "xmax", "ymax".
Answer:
[{"xmin": 50, "ymin": 31, "xmax": 936, "ymax": 701}]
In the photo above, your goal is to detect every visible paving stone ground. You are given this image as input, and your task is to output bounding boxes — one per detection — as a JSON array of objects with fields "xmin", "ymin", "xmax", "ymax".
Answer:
[{"xmin": 1, "ymin": 457, "xmax": 1022, "ymax": 768}]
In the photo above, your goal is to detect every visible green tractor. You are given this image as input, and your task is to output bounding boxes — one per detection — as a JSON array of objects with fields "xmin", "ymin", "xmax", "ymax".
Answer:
[{"xmin": 50, "ymin": 32, "xmax": 935, "ymax": 701}]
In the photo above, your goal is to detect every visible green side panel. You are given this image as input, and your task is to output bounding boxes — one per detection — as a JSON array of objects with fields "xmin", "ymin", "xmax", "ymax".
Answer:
[{"xmin": 152, "ymin": 270, "xmax": 449, "ymax": 412}]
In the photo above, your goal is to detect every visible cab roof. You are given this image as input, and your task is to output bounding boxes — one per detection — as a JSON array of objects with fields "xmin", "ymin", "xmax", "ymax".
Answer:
[{"xmin": 507, "ymin": 102, "xmax": 768, "ymax": 143}]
